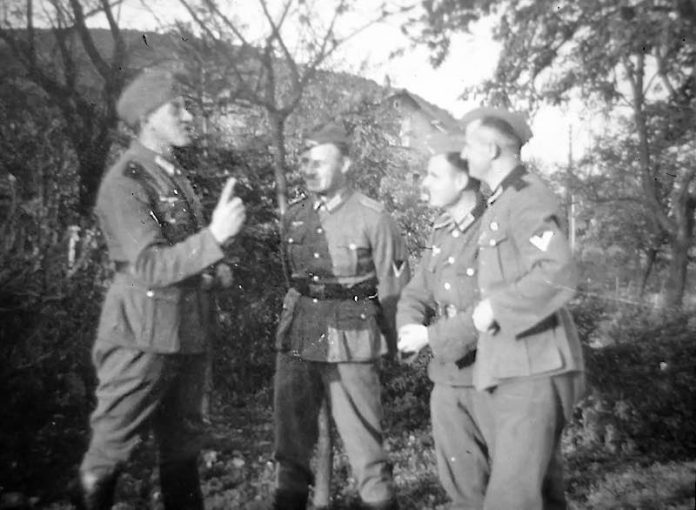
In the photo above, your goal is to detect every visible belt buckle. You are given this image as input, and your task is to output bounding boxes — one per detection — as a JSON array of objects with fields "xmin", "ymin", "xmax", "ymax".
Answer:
[{"xmin": 308, "ymin": 282, "xmax": 326, "ymax": 299}]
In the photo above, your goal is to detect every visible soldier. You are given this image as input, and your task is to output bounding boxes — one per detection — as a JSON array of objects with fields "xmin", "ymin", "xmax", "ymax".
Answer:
[
  {"xmin": 74, "ymin": 69, "xmax": 246, "ymax": 509},
  {"xmin": 396, "ymin": 132, "xmax": 489, "ymax": 509},
  {"xmin": 460, "ymin": 107, "xmax": 586, "ymax": 510},
  {"xmin": 259, "ymin": 122, "xmax": 409, "ymax": 510}
]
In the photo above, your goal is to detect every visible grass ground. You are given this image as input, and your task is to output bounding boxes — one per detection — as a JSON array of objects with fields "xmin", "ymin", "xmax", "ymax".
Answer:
[{"xmin": 18, "ymin": 393, "xmax": 694, "ymax": 510}]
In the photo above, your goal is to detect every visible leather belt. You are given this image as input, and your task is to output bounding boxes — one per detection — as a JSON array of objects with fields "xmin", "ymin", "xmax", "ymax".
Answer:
[
  {"xmin": 292, "ymin": 278, "xmax": 378, "ymax": 301},
  {"xmin": 113, "ymin": 261, "xmax": 202, "ymax": 289}
]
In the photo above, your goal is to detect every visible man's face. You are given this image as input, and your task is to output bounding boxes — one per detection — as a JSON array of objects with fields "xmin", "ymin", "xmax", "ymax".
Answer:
[
  {"xmin": 143, "ymin": 96, "xmax": 194, "ymax": 148},
  {"xmin": 299, "ymin": 143, "xmax": 349, "ymax": 195},
  {"xmin": 421, "ymin": 154, "xmax": 469, "ymax": 209},
  {"xmin": 461, "ymin": 120, "xmax": 491, "ymax": 180}
]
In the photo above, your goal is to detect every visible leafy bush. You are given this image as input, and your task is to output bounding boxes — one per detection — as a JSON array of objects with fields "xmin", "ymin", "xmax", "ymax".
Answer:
[{"xmin": 568, "ymin": 296, "xmax": 696, "ymax": 459}]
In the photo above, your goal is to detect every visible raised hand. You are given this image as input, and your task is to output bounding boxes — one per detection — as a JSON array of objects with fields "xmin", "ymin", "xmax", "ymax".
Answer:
[{"xmin": 210, "ymin": 177, "xmax": 246, "ymax": 244}]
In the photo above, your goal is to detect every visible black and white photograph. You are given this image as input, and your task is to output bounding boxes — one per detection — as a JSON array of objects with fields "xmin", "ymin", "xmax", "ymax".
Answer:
[{"xmin": 1, "ymin": 1, "xmax": 695, "ymax": 508}]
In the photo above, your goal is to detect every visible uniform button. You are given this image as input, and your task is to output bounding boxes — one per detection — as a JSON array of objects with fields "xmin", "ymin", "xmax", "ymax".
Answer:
[
  {"xmin": 466, "ymin": 267, "xmax": 475, "ymax": 276},
  {"xmin": 444, "ymin": 282, "xmax": 451, "ymax": 290},
  {"xmin": 288, "ymin": 238, "xmax": 294, "ymax": 244},
  {"xmin": 349, "ymin": 242, "xmax": 357, "ymax": 250},
  {"xmin": 316, "ymin": 227, "xmax": 324, "ymax": 234},
  {"xmin": 448, "ymin": 256, "xmax": 455, "ymax": 264},
  {"xmin": 489, "ymin": 239, "xmax": 496, "ymax": 247},
  {"xmin": 312, "ymin": 275, "xmax": 320, "ymax": 282},
  {"xmin": 452, "ymin": 230, "xmax": 461, "ymax": 238},
  {"xmin": 313, "ymin": 252, "xmax": 320, "ymax": 258},
  {"xmin": 360, "ymin": 313, "xmax": 367, "ymax": 320},
  {"xmin": 312, "ymin": 298, "xmax": 319, "ymax": 304},
  {"xmin": 490, "ymin": 221, "xmax": 499, "ymax": 231},
  {"xmin": 173, "ymin": 189, "xmax": 179, "ymax": 195},
  {"xmin": 146, "ymin": 290, "xmax": 154, "ymax": 297}
]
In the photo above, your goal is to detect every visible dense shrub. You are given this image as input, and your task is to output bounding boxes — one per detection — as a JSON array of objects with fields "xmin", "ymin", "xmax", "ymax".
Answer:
[{"xmin": 569, "ymin": 295, "xmax": 696, "ymax": 459}]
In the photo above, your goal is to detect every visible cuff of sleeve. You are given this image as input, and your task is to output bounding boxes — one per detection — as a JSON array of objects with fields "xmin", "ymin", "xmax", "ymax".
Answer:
[{"xmin": 199, "ymin": 228, "xmax": 226, "ymax": 264}]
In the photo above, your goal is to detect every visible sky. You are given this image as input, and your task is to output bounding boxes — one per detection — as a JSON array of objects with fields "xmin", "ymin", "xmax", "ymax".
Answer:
[{"xmin": 75, "ymin": 0, "xmax": 594, "ymax": 166}]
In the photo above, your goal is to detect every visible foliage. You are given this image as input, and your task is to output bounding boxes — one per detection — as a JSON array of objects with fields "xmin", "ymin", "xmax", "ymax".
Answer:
[
  {"xmin": 568, "ymin": 295, "xmax": 696, "ymax": 459},
  {"xmin": 409, "ymin": 0, "xmax": 696, "ymax": 307},
  {"xmin": 0, "ymin": 0, "xmax": 129, "ymax": 213}
]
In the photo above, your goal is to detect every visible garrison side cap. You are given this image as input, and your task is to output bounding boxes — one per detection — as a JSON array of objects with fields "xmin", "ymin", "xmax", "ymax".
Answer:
[
  {"xmin": 301, "ymin": 122, "xmax": 350, "ymax": 153},
  {"xmin": 459, "ymin": 106, "xmax": 533, "ymax": 145},
  {"xmin": 425, "ymin": 130, "xmax": 467, "ymax": 155}
]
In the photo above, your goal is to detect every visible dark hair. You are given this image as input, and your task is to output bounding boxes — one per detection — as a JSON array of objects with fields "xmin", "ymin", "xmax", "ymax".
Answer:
[
  {"xmin": 478, "ymin": 116, "xmax": 522, "ymax": 152},
  {"xmin": 334, "ymin": 142, "xmax": 350, "ymax": 158},
  {"xmin": 445, "ymin": 152, "xmax": 481, "ymax": 191},
  {"xmin": 445, "ymin": 152, "xmax": 468, "ymax": 171}
]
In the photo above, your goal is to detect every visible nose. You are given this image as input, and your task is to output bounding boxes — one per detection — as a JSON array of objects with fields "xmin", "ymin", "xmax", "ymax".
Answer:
[{"xmin": 182, "ymin": 108, "xmax": 193, "ymax": 123}]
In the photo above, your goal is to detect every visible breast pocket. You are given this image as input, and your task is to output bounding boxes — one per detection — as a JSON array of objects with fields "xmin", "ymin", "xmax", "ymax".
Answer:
[
  {"xmin": 331, "ymin": 241, "xmax": 370, "ymax": 277},
  {"xmin": 455, "ymin": 264, "xmax": 479, "ymax": 307},
  {"xmin": 285, "ymin": 226, "xmax": 308, "ymax": 272},
  {"xmin": 478, "ymin": 229, "xmax": 510, "ymax": 287}
]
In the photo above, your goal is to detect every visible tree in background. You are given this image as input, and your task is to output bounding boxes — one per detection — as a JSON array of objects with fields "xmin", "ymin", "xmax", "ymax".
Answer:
[
  {"xmin": 0, "ymin": 0, "xmax": 129, "ymax": 215},
  {"xmin": 172, "ymin": 0, "xmax": 408, "ymax": 214},
  {"xmin": 409, "ymin": 0, "xmax": 696, "ymax": 308}
]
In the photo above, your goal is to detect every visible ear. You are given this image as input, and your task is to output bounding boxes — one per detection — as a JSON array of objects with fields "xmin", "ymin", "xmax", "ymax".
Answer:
[
  {"xmin": 454, "ymin": 171, "xmax": 470, "ymax": 192},
  {"xmin": 491, "ymin": 143, "xmax": 501, "ymax": 160},
  {"xmin": 340, "ymin": 157, "xmax": 352, "ymax": 175}
]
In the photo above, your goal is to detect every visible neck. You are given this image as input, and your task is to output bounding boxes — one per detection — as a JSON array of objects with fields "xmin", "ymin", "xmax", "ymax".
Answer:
[
  {"xmin": 139, "ymin": 133, "xmax": 173, "ymax": 158},
  {"xmin": 444, "ymin": 190, "xmax": 477, "ymax": 219},
  {"xmin": 316, "ymin": 183, "xmax": 348, "ymax": 200},
  {"xmin": 486, "ymin": 155, "xmax": 520, "ymax": 191}
]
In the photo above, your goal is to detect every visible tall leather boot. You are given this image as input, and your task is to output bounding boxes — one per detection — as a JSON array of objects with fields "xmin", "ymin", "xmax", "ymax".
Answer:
[
  {"xmin": 245, "ymin": 489, "xmax": 308, "ymax": 510},
  {"xmin": 71, "ymin": 469, "xmax": 118, "ymax": 510},
  {"xmin": 159, "ymin": 459, "xmax": 204, "ymax": 510}
]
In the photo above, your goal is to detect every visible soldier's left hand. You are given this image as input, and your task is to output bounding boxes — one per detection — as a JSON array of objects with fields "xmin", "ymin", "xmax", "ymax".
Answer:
[
  {"xmin": 397, "ymin": 324, "xmax": 429, "ymax": 354},
  {"xmin": 472, "ymin": 299, "xmax": 495, "ymax": 333},
  {"xmin": 215, "ymin": 263, "xmax": 234, "ymax": 288}
]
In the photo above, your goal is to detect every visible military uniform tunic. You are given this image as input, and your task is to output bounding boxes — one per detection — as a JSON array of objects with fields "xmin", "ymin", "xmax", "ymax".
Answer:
[
  {"xmin": 396, "ymin": 201, "xmax": 490, "ymax": 509},
  {"xmin": 473, "ymin": 165, "xmax": 585, "ymax": 510},
  {"xmin": 81, "ymin": 140, "xmax": 224, "ymax": 476},
  {"xmin": 273, "ymin": 189, "xmax": 409, "ymax": 505}
]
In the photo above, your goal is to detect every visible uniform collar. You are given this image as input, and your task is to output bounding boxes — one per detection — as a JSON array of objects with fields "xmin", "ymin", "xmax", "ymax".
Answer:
[
  {"xmin": 130, "ymin": 140, "xmax": 179, "ymax": 176},
  {"xmin": 488, "ymin": 165, "xmax": 527, "ymax": 205},
  {"xmin": 312, "ymin": 188, "xmax": 352, "ymax": 213},
  {"xmin": 434, "ymin": 197, "xmax": 485, "ymax": 232}
]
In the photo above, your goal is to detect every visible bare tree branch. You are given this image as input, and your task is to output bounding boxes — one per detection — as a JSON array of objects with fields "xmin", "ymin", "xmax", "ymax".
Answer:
[{"xmin": 68, "ymin": 0, "xmax": 110, "ymax": 79}]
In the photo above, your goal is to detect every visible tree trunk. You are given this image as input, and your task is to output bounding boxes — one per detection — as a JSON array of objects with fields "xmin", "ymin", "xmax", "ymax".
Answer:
[
  {"xmin": 268, "ymin": 113, "xmax": 289, "ymax": 216},
  {"xmin": 639, "ymin": 247, "xmax": 657, "ymax": 297},
  {"xmin": 664, "ymin": 233, "xmax": 691, "ymax": 309},
  {"xmin": 76, "ymin": 136, "xmax": 111, "ymax": 215}
]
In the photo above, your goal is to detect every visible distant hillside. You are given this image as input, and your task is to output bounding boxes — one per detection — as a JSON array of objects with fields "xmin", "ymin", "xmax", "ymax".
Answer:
[{"xmin": 0, "ymin": 27, "xmax": 454, "ymax": 152}]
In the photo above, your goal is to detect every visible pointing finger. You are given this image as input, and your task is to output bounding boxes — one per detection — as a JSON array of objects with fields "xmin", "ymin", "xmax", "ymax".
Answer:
[{"xmin": 219, "ymin": 177, "xmax": 237, "ymax": 203}]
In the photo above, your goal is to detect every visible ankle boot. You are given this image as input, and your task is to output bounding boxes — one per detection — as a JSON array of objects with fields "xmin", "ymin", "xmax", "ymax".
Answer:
[
  {"xmin": 362, "ymin": 497, "xmax": 398, "ymax": 510},
  {"xmin": 159, "ymin": 459, "xmax": 204, "ymax": 510},
  {"xmin": 71, "ymin": 470, "xmax": 118, "ymax": 510},
  {"xmin": 245, "ymin": 489, "xmax": 308, "ymax": 510}
]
